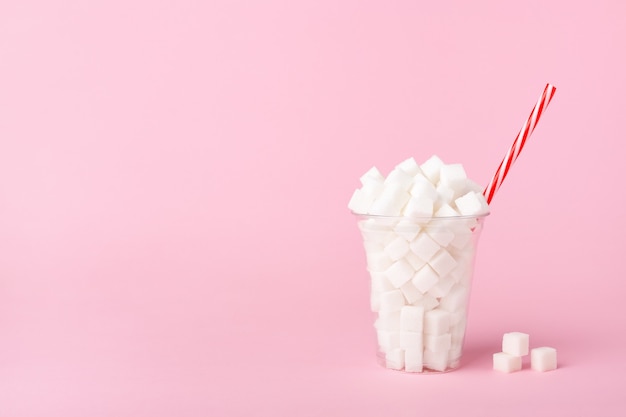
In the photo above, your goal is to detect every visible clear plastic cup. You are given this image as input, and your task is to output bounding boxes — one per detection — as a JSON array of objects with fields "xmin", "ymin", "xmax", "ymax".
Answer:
[{"xmin": 355, "ymin": 213, "xmax": 488, "ymax": 373}]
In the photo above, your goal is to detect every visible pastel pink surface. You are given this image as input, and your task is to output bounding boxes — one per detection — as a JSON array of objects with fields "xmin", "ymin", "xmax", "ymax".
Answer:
[{"xmin": 1, "ymin": 0, "xmax": 625, "ymax": 416}]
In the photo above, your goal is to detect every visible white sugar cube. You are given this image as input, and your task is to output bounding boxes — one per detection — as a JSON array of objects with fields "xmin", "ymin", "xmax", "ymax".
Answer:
[
  {"xmin": 454, "ymin": 191, "xmax": 488, "ymax": 216},
  {"xmin": 502, "ymin": 332, "xmax": 529, "ymax": 356},
  {"xmin": 360, "ymin": 166, "xmax": 384, "ymax": 185},
  {"xmin": 434, "ymin": 203, "xmax": 459, "ymax": 217},
  {"xmin": 385, "ymin": 168, "xmax": 414, "ymax": 191},
  {"xmin": 404, "ymin": 196, "xmax": 434, "ymax": 218},
  {"xmin": 370, "ymin": 272, "xmax": 395, "ymax": 293},
  {"xmin": 400, "ymin": 305, "xmax": 424, "ymax": 332},
  {"xmin": 439, "ymin": 164, "xmax": 467, "ymax": 190},
  {"xmin": 429, "ymin": 249, "xmax": 457, "ymax": 277},
  {"xmin": 409, "ymin": 233, "xmax": 441, "ymax": 262},
  {"xmin": 384, "ymin": 236, "xmax": 410, "ymax": 261},
  {"xmin": 436, "ymin": 183, "xmax": 455, "ymax": 204},
  {"xmin": 377, "ymin": 330, "xmax": 400, "ymax": 351},
  {"xmin": 425, "ymin": 333, "xmax": 452, "ymax": 352},
  {"xmin": 404, "ymin": 348, "xmax": 423, "ymax": 372},
  {"xmin": 424, "ymin": 309, "xmax": 451, "ymax": 335},
  {"xmin": 385, "ymin": 259, "xmax": 415, "ymax": 288},
  {"xmin": 394, "ymin": 220, "xmax": 421, "ymax": 241},
  {"xmin": 426, "ymin": 226, "xmax": 455, "ymax": 247},
  {"xmin": 448, "ymin": 227, "xmax": 473, "ymax": 249},
  {"xmin": 400, "ymin": 281, "xmax": 423, "ymax": 304},
  {"xmin": 493, "ymin": 352, "xmax": 522, "ymax": 373},
  {"xmin": 366, "ymin": 251, "xmax": 393, "ymax": 272},
  {"xmin": 376, "ymin": 310, "xmax": 401, "ymax": 331},
  {"xmin": 427, "ymin": 275, "xmax": 455, "ymax": 299},
  {"xmin": 379, "ymin": 290, "xmax": 405, "ymax": 312},
  {"xmin": 411, "ymin": 264, "xmax": 439, "ymax": 293},
  {"xmin": 385, "ymin": 348, "xmax": 405, "ymax": 370},
  {"xmin": 400, "ymin": 331, "xmax": 423, "ymax": 349},
  {"xmin": 423, "ymin": 349, "xmax": 449, "ymax": 372},
  {"xmin": 413, "ymin": 294, "xmax": 440, "ymax": 311},
  {"xmin": 531, "ymin": 347, "xmax": 557, "ymax": 372},
  {"xmin": 410, "ymin": 174, "xmax": 438, "ymax": 201},
  {"xmin": 396, "ymin": 157, "xmax": 421, "ymax": 176},
  {"xmin": 420, "ymin": 155, "xmax": 444, "ymax": 184},
  {"xmin": 348, "ymin": 189, "xmax": 371, "ymax": 214},
  {"xmin": 369, "ymin": 184, "xmax": 411, "ymax": 216},
  {"xmin": 439, "ymin": 285, "xmax": 469, "ymax": 312},
  {"xmin": 404, "ymin": 251, "xmax": 426, "ymax": 271}
]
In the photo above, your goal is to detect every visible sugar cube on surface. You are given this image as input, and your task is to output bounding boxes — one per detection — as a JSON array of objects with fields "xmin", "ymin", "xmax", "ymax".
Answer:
[
  {"xmin": 400, "ymin": 305, "xmax": 424, "ymax": 332},
  {"xmin": 493, "ymin": 352, "xmax": 522, "ymax": 373},
  {"xmin": 429, "ymin": 249, "xmax": 458, "ymax": 277},
  {"xmin": 409, "ymin": 233, "xmax": 441, "ymax": 262},
  {"xmin": 531, "ymin": 347, "xmax": 557, "ymax": 372},
  {"xmin": 424, "ymin": 309, "xmax": 451, "ymax": 335},
  {"xmin": 384, "ymin": 236, "xmax": 410, "ymax": 261},
  {"xmin": 385, "ymin": 259, "xmax": 414, "ymax": 288},
  {"xmin": 379, "ymin": 290, "xmax": 405, "ymax": 312},
  {"xmin": 423, "ymin": 349, "xmax": 449, "ymax": 372},
  {"xmin": 502, "ymin": 332, "xmax": 529, "ymax": 356},
  {"xmin": 404, "ymin": 348, "xmax": 423, "ymax": 373},
  {"xmin": 411, "ymin": 264, "xmax": 439, "ymax": 293},
  {"xmin": 385, "ymin": 348, "xmax": 405, "ymax": 370}
]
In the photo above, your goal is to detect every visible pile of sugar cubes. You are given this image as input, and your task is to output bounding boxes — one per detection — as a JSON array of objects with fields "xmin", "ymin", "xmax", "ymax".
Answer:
[
  {"xmin": 493, "ymin": 332, "xmax": 558, "ymax": 373},
  {"xmin": 349, "ymin": 156, "xmax": 490, "ymax": 372}
]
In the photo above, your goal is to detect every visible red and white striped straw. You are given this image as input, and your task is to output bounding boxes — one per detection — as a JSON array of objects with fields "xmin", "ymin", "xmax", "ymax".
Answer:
[{"xmin": 483, "ymin": 83, "xmax": 557, "ymax": 204}]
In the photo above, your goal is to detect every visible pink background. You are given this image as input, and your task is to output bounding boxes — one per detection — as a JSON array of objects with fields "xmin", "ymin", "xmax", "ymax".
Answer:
[{"xmin": 1, "ymin": 0, "xmax": 625, "ymax": 415}]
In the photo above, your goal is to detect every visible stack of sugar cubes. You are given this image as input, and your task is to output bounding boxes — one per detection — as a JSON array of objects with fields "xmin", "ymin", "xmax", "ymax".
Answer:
[
  {"xmin": 348, "ymin": 156, "xmax": 490, "ymax": 372},
  {"xmin": 493, "ymin": 332, "xmax": 558, "ymax": 373}
]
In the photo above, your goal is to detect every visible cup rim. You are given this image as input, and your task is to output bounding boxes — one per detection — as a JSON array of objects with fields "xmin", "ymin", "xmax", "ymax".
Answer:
[{"xmin": 351, "ymin": 211, "xmax": 490, "ymax": 221}]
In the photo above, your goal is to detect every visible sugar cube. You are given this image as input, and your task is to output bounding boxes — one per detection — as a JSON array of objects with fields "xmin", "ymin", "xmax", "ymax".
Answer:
[
  {"xmin": 409, "ymin": 233, "xmax": 441, "ymax": 262},
  {"xmin": 386, "ymin": 348, "xmax": 405, "ymax": 370},
  {"xmin": 531, "ymin": 347, "xmax": 557, "ymax": 372},
  {"xmin": 502, "ymin": 332, "xmax": 529, "ymax": 356},
  {"xmin": 424, "ymin": 309, "xmax": 451, "ymax": 335},
  {"xmin": 385, "ymin": 259, "xmax": 414, "ymax": 288},
  {"xmin": 404, "ymin": 348, "xmax": 423, "ymax": 373},
  {"xmin": 411, "ymin": 264, "xmax": 439, "ymax": 293},
  {"xmin": 384, "ymin": 236, "xmax": 410, "ymax": 261},
  {"xmin": 400, "ymin": 305, "xmax": 424, "ymax": 332},
  {"xmin": 379, "ymin": 290, "xmax": 405, "ymax": 312},
  {"xmin": 493, "ymin": 352, "xmax": 522, "ymax": 373}
]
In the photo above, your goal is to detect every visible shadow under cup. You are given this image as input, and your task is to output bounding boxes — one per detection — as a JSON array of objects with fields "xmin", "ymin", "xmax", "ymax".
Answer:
[{"xmin": 355, "ymin": 213, "xmax": 488, "ymax": 373}]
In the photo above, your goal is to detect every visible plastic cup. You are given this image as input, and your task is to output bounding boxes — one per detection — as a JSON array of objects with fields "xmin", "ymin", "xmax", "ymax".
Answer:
[{"xmin": 355, "ymin": 213, "xmax": 488, "ymax": 373}]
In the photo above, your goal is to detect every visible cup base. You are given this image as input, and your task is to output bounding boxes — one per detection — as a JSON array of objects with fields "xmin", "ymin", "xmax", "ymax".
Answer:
[{"xmin": 376, "ymin": 351, "xmax": 462, "ymax": 374}]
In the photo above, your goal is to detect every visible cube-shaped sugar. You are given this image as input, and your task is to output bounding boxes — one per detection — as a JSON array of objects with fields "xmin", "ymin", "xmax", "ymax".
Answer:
[
  {"xmin": 414, "ymin": 294, "xmax": 440, "ymax": 311},
  {"xmin": 404, "ymin": 196, "xmax": 434, "ymax": 218},
  {"xmin": 377, "ymin": 330, "xmax": 401, "ymax": 352},
  {"xmin": 448, "ymin": 227, "xmax": 473, "ymax": 249},
  {"xmin": 385, "ymin": 259, "xmax": 415, "ymax": 288},
  {"xmin": 394, "ymin": 220, "xmax": 421, "ymax": 241},
  {"xmin": 409, "ymin": 233, "xmax": 441, "ymax": 262},
  {"xmin": 436, "ymin": 183, "xmax": 455, "ymax": 204},
  {"xmin": 493, "ymin": 352, "xmax": 522, "ymax": 373},
  {"xmin": 420, "ymin": 155, "xmax": 444, "ymax": 184},
  {"xmin": 427, "ymin": 276, "xmax": 455, "ymax": 299},
  {"xmin": 410, "ymin": 174, "xmax": 438, "ymax": 201},
  {"xmin": 438, "ymin": 285, "xmax": 469, "ymax": 313},
  {"xmin": 379, "ymin": 290, "xmax": 405, "ymax": 312},
  {"xmin": 404, "ymin": 348, "xmax": 423, "ymax": 373},
  {"xmin": 400, "ymin": 281, "xmax": 423, "ymax": 304},
  {"xmin": 386, "ymin": 348, "xmax": 405, "ymax": 370},
  {"xmin": 424, "ymin": 309, "xmax": 451, "ymax": 335},
  {"xmin": 348, "ymin": 189, "xmax": 370, "ymax": 214},
  {"xmin": 423, "ymin": 349, "xmax": 449, "ymax": 372},
  {"xmin": 425, "ymin": 333, "xmax": 452, "ymax": 352},
  {"xmin": 396, "ymin": 157, "xmax": 421, "ymax": 176},
  {"xmin": 426, "ymin": 226, "xmax": 455, "ymax": 247},
  {"xmin": 434, "ymin": 203, "xmax": 459, "ymax": 217},
  {"xmin": 360, "ymin": 166, "xmax": 384, "ymax": 185},
  {"xmin": 385, "ymin": 168, "xmax": 414, "ymax": 191},
  {"xmin": 370, "ymin": 272, "xmax": 395, "ymax": 294},
  {"xmin": 439, "ymin": 164, "xmax": 467, "ymax": 190},
  {"xmin": 384, "ymin": 236, "xmax": 410, "ymax": 261},
  {"xmin": 429, "ymin": 249, "xmax": 457, "ymax": 278},
  {"xmin": 404, "ymin": 251, "xmax": 426, "ymax": 271},
  {"xmin": 369, "ymin": 184, "xmax": 411, "ymax": 216},
  {"xmin": 366, "ymin": 251, "xmax": 393, "ymax": 272},
  {"xmin": 411, "ymin": 264, "xmax": 439, "ymax": 293},
  {"xmin": 454, "ymin": 191, "xmax": 488, "ymax": 216},
  {"xmin": 376, "ymin": 310, "xmax": 401, "ymax": 331},
  {"xmin": 400, "ymin": 331, "xmax": 423, "ymax": 349},
  {"xmin": 502, "ymin": 332, "xmax": 529, "ymax": 356},
  {"xmin": 400, "ymin": 305, "xmax": 424, "ymax": 332},
  {"xmin": 531, "ymin": 347, "xmax": 557, "ymax": 372}
]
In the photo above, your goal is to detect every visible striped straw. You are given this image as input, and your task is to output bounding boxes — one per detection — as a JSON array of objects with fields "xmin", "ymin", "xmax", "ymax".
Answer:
[{"xmin": 484, "ymin": 83, "xmax": 557, "ymax": 204}]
